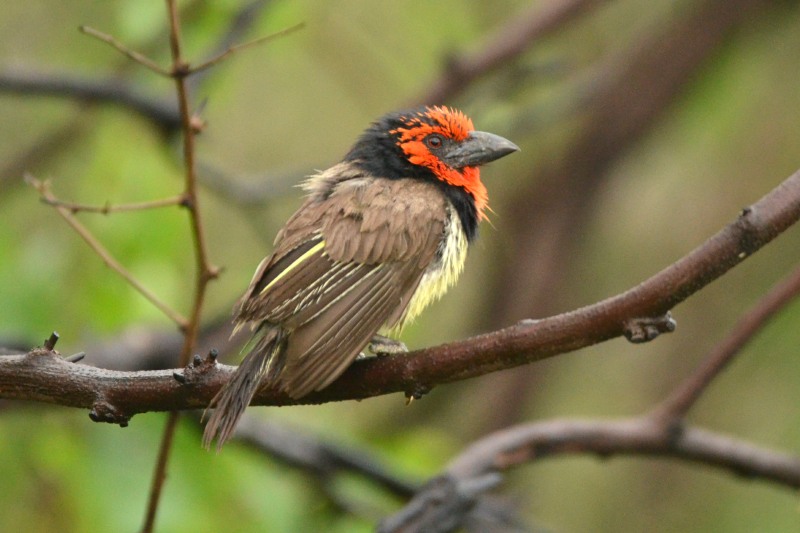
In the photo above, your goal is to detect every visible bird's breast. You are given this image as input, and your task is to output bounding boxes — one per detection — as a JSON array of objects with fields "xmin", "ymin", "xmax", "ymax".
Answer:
[{"xmin": 391, "ymin": 202, "xmax": 469, "ymax": 332}]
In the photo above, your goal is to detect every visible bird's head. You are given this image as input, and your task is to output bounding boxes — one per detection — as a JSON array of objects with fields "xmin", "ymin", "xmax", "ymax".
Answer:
[{"xmin": 344, "ymin": 106, "xmax": 519, "ymax": 221}]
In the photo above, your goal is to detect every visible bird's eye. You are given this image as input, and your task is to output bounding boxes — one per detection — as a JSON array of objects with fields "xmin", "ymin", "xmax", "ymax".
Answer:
[{"xmin": 425, "ymin": 134, "xmax": 444, "ymax": 149}]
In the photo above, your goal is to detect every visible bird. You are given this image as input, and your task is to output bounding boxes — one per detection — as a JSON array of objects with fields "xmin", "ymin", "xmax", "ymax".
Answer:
[{"xmin": 203, "ymin": 105, "xmax": 518, "ymax": 450}]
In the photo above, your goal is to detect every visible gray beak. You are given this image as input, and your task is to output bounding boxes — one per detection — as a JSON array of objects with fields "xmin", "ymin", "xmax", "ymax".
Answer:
[{"xmin": 443, "ymin": 130, "xmax": 519, "ymax": 169}]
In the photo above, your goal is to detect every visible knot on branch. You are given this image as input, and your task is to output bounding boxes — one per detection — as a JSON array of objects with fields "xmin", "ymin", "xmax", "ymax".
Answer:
[
  {"xmin": 735, "ymin": 205, "xmax": 763, "ymax": 258},
  {"xmin": 89, "ymin": 399, "xmax": 130, "ymax": 427},
  {"xmin": 623, "ymin": 312, "xmax": 677, "ymax": 343},
  {"xmin": 173, "ymin": 349, "xmax": 218, "ymax": 385}
]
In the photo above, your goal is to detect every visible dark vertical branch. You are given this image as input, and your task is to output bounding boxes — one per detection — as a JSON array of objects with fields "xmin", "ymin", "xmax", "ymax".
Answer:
[{"xmin": 141, "ymin": 1, "xmax": 219, "ymax": 531}]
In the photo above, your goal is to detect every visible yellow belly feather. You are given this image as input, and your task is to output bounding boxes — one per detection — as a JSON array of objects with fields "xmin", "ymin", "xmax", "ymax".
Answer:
[{"xmin": 390, "ymin": 204, "xmax": 468, "ymax": 334}]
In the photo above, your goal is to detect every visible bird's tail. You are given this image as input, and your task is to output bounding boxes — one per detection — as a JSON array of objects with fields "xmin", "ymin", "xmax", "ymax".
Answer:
[{"xmin": 202, "ymin": 324, "xmax": 288, "ymax": 451}]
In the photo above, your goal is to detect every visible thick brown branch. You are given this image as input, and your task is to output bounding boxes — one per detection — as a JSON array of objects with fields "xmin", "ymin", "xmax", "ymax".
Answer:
[{"xmin": 2, "ymin": 169, "xmax": 800, "ymax": 417}]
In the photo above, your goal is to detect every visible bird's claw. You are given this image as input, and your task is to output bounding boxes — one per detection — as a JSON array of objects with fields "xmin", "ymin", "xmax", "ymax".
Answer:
[{"xmin": 368, "ymin": 334, "xmax": 408, "ymax": 356}]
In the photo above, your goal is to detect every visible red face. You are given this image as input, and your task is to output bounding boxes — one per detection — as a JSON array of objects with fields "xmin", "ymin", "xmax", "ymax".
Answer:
[{"xmin": 390, "ymin": 106, "xmax": 488, "ymax": 220}]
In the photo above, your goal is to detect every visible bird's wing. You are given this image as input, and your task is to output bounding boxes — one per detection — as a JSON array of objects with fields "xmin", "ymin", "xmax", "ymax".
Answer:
[{"xmin": 234, "ymin": 175, "xmax": 447, "ymax": 398}]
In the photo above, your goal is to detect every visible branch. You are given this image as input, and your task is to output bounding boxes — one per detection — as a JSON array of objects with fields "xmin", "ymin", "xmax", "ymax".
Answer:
[
  {"xmin": 233, "ymin": 415, "xmax": 525, "ymax": 527},
  {"xmin": 25, "ymin": 175, "xmax": 189, "ymax": 328},
  {"xmin": 650, "ymin": 260, "xmax": 800, "ymax": 422},
  {"xmin": 475, "ymin": 0, "xmax": 773, "ymax": 431},
  {"xmin": 40, "ymin": 194, "xmax": 185, "ymax": 214},
  {"xmin": 234, "ymin": 416, "xmax": 418, "ymax": 499},
  {"xmin": 189, "ymin": 23, "xmax": 304, "ymax": 75},
  {"xmin": 79, "ymin": 25, "xmax": 171, "ymax": 76},
  {"xmin": 413, "ymin": 0, "xmax": 607, "ymax": 105},
  {"xmin": 140, "ymin": 1, "xmax": 220, "ymax": 529},
  {"xmin": 0, "ymin": 69, "xmax": 181, "ymax": 133},
  {"xmin": 2, "ymin": 168, "xmax": 800, "ymax": 417},
  {"xmin": 378, "ymin": 417, "xmax": 800, "ymax": 532}
]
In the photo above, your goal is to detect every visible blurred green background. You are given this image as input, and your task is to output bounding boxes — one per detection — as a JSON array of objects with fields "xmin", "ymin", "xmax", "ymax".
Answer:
[{"xmin": 2, "ymin": 0, "xmax": 800, "ymax": 531}]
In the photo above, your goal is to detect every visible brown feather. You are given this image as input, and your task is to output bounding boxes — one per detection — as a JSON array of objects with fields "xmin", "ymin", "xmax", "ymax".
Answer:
[
  {"xmin": 279, "ymin": 264, "xmax": 407, "ymax": 397},
  {"xmin": 203, "ymin": 326, "xmax": 288, "ymax": 450},
  {"xmin": 206, "ymin": 162, "xmax": 451, "ymax": 448}
]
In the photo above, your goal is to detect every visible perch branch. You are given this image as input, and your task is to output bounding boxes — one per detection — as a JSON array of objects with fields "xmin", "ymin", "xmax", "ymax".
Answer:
[{"xmin": 2, "ymin": 168, "xmax": 799, "ymax": 414}]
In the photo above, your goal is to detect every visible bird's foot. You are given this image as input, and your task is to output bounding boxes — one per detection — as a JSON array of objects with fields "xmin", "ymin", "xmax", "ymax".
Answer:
[{"xmin": 368, "ymin": 334, "xmax": 408, "ymax": 357}]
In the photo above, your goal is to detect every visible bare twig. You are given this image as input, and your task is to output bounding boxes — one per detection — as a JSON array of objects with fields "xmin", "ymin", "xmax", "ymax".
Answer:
[
  {"xmin": 165, "ymin": 5, "xmax": 218, "ymax": 340},
  {"xmin": 141, "ymin": 412, "xmax": 180, "ymax": 533},
  {"xmin": 43, "ymin": 332, "xmax": 59, "ymax": 351},
  {"xmin": 190, "ymin": 22, "xmax": 305, "ymax": 74},
  {"xmin": 41, "ymin": 194, "xmax": 185, "ymax": 214},
  {"xmin": 650, "ymin": 260, "xmax": 800, "ymax": 423},
  {"xmin": 25, "ymin": 175, "xmax": 188, "ymax": 329},
  {"xmin": 79, "ymin": 26, "xmax": 171, "ymax": 77}
]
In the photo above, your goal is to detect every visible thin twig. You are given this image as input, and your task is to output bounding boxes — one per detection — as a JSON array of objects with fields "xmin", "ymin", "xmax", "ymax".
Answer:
[
  {"xmin": 141, "ymin": 411, "xmax": 180, "ymax": 532},
  {"xmin": 650, "ymin": 260, "xmax": 800, "ymax": 422},
  {"xmin": 164, "ymin": 3, "xmax": 217, "ymax": 368},
  {"xmin": 41, "ymin": 194, "xmax": 185, "ymax": 214},
  {"xmin": 190, "ymin": 22, "xmax": 305, "ymax": 74},
  {"xmin": 43, "ymin": 332, "xmax": 59, "ymax": 351},
  {"xmin": 79, "ymin": 26, "xmax": 172, "ymax": 77},
  {"xmin": 141, "ymin": 1, "xmax": 219, "ymax": 530},
  {"xmin": 187, "ymin": 0, "xmax": 271, "ymax": 91},
  {"xmin": 25, "ymin": 175, "xmax": 188, "ymax": 329}
]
